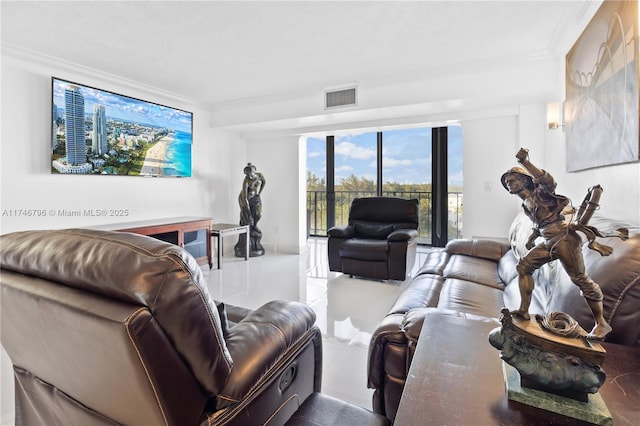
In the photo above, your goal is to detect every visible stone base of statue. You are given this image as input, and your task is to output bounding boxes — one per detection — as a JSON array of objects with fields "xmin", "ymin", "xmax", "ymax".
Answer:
[
  {"xmin": 502, "ymin": 362, "xmax": 612, "ymax": 425},
  {"xmin": 234, "ymin": 230, "xmax": 265, "ymax": 258},
  {"xmin": 489, "ymin": 309, "xmax": 611, "ymax": 425}
]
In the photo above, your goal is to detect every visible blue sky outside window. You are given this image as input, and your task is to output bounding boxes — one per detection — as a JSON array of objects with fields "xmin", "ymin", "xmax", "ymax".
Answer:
[{"xmin": 307, "ymin": 125, "xmax": 463, "ymax": 188}]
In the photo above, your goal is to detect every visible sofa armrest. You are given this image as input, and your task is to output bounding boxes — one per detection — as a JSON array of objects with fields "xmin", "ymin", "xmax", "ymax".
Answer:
[
  {"xmin": 445, "ymin": 238, "xmax": 510, "ymax": 262},
  {"xmin": 327, "ymin": 225, "xmax": 355, "ymax": 238},
  {"xmin": 368, "ymin": 307, "xmax": 498, "ymax": 390},
  {"xmin": 387, "ymin": 228, "xmax": 418, "ymax": 242},
  {"xmin": 216, "ymin": 300, "xmax": 317, "ymax": 409},
  {"xmin": 224, "ymin": 302, "xmax": 253, "ymax": 324},
  {"xmin": 367, "ymin": 313, "xmax": 407, "ymax": 389}
]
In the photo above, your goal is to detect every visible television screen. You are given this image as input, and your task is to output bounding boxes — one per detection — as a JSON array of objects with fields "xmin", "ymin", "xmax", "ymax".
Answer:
[{"xmin": 51, "ymin": 77, "xmax": 193, "ymax": 177}]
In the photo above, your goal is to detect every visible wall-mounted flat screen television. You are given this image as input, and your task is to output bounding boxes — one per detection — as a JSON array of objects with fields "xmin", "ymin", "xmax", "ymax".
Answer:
[{"xmin": 51, "ymin": 77, "xmax": 193, "ymax": 177}]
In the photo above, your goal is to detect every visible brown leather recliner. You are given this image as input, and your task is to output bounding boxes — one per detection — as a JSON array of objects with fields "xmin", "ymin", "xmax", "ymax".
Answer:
[
  {"xmin": 327, "ymin": 197, "xmax": 419, "ymax": 280},
  {"xmin": 0, "ymin": 229, "xmax": 322, "ymax": 426}
]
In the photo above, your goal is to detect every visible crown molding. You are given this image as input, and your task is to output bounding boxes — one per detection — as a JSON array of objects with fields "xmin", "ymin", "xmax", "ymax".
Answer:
[{"xmin": 1, "ymin": 44, "xmax": 208, "ymax": 110}]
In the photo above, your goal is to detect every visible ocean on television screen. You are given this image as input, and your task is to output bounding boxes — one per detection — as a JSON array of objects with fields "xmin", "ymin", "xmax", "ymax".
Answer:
[{"xmin": 164, "ymin": 131, "xmax": 192, "ymax": 177}]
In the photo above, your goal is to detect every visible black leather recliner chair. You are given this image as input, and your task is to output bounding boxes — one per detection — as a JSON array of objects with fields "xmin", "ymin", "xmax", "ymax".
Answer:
[
  {"xmin": 327, "ymin": 197, "xmax": 419, "ymax": 280},
  {"xmin": 1, "ymin": 229, "xmax": 323, "ymax": 426}
]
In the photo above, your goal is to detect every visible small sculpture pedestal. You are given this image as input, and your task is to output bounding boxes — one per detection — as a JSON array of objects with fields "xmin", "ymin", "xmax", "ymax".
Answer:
[
  {"xmin": 489, "ymin": 309, "xmax": 612, "ymax": 425},
  {"xmin": 234, "ymin": 230, "xmax": 265, "ymax": 258}
]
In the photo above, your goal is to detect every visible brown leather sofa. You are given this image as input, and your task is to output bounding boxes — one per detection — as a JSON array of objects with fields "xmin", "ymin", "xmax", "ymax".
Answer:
[
  {"xmin": 367, "ymin": 213, "xmax": 640, "ymax": 422},
  {"xmin": 0, "ymin": 229, "xmax": 323, "ymax": 426},
  {"xmin": 327, "ymin": 197, "xmax": 419, "ymax": 280}
]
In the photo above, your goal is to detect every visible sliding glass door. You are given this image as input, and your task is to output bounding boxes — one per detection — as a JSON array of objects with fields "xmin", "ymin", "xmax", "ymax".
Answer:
[
  {"xmin": 306, "ymin": 125, "xmax": 462, "ymax": 246},
  {"xmin": 333, "ymin": 132, "xmax": 378, "ymax": 226},
  {"xmin": 380, "ymin": 128, "xmax": 433, "ymax": 242}
]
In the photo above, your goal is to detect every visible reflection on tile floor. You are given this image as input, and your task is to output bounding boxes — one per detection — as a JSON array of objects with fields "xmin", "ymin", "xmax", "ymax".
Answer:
[{"xmin": 203, "ymin": 238, "xmax": 430, "ymax": 410}]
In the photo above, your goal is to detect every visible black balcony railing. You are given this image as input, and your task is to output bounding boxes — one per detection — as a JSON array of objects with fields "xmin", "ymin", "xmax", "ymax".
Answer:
[{"xmin": 306, "ymin": 190, "xmax": 463, "ymax": 245}]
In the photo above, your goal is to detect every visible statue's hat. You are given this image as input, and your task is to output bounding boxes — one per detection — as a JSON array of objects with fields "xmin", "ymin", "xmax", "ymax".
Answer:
[{"xmin": 501, "ymin": 167, "xmax": 533, "ymax": 191}]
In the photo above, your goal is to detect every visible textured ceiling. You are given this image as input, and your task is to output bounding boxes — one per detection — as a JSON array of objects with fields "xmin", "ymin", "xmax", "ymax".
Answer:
[{"xmin": 2, "ymin": 1, "xmax": 593, "ymax": 107}]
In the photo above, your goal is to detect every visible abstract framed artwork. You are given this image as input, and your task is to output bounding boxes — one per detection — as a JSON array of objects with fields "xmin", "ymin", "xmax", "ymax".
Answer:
[{"xmin": 565, "ymin": 0, "xmax": 639, "ymax": 172}]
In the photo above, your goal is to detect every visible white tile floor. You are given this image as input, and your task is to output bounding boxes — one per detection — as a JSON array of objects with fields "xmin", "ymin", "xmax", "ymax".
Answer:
[
  {"xmin": 0, "ymin": 238, "xmax": 431, "ymax": 423},
  {"xmin": 204, "ymin": 238, "xmax": 430, "ymax": 409}
]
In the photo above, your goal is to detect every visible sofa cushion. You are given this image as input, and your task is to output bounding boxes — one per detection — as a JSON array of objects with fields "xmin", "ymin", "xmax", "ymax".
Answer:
[
  {"xmin": 326, "ymin": 225, "xmax": 355, "ymax": 238},
  {"xmin": 509, "ymin": 212, "xmax": 539, "ymax": 258},
  {"xmin": 387, "ymin": 274, "xmax": 443, "ymax": 315},
  {"xmin": 445, "ymin": 239, "xmax": 510, "ymax": 262},
  {"xmin": 548, "ymin": 233, "xmax": 640, "ymax": 346},
  {"xmin": 499, "ymin": 248, "xmax": 554, "ymax": 315},
  {"xmin": 443, "ymin": 254, "xmax": 505, "ymax": 289},
  {"xmin": 387, "ymin": 228, "xmax": 418, "ymax": 242},
  {"xmin": 354, "ymin": 222, "xmax": 396, "ymax": 239},
  {"xmin": 348, "ymin": 197, "xmax": 419, "ymax": 225},
  {"xmin": 436, "ymin": 279, "xmax": 504, "ymax": 317},
  {"xmin": 497, "ymin": 250, "xmax": 518, "ymax": 284},
  {"xmin": 340, "ymin": 239, "xmax": 389, "ymax": 261},
  {"xmin": 501, "ymin": 271, "xmax": 550, "ymax": 316},
  {"xmin": 414, "ymin": 249, "xmax": 449, "ymax": 277}
]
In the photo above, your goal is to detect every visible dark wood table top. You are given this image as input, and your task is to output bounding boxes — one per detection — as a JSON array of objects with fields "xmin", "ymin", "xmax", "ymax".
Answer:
[
  {"xmin": 394, "ymin": 312, "xmax": 640, "ymax": 425},
  {"xmin": 90, "ymin": 216, "xmax": 212, "ymax": 231}
]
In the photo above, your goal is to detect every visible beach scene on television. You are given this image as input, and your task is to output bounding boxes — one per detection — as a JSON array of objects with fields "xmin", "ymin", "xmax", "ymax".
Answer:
[{"xmin": 51, "ymin": 78, "xmax": 192, "ymax": 177}]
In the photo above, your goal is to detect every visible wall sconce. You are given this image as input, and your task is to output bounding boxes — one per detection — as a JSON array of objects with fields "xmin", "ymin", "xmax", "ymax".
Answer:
[{"xmin": 547, "ymin": 102, "xmax": 563, "ymax": 129}]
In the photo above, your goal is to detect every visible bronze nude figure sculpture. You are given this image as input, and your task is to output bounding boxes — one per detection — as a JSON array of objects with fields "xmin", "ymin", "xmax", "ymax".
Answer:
[
  {"xmin": 234, "ymin": 163, "xmax": 266, "ymax": 257},
  {"xmin": 501, "ymin": 148, "xmax": 619, "ymax": 340}
]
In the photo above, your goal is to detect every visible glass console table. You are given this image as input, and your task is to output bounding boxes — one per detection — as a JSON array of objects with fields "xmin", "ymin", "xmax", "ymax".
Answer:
[{"xmin": 210, "ymin": 223, "xmax": 249, "ymax": 269}]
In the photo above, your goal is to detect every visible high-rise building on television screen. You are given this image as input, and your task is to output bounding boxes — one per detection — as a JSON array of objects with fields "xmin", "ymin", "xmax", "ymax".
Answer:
[{"xmin": 64, "ymin": 85, "xmax": 87, "ymax": 166}]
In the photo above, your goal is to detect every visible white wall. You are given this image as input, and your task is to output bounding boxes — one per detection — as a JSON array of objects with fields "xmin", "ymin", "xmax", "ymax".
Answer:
[
  {"xmin": 243, "ymin": 134, "xmax": 306, "ymax": 254},
  {"xmin": 0, "ymin": 50, "xmax": 311, "ymax": 255},
  {"xmin": 3, "ymin": 47, "xmax": 638, "ymax": 253},
  {"xmin": 210, "ymin": 53, "xmax": 557, "ymax": 133},
  {"xmin": 0, "ymin": 53, "xmax": 242, "ymax": 234},
  {"xmin": 461, "ymin": 115, "xmax": 520, "ymax": 239},
  {"xmin": 461, "ymin": 103, "xmax": 640, "ymax": 240}
]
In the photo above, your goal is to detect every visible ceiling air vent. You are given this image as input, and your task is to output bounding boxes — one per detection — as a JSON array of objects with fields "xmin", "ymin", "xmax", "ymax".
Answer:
[{"xmin": 325, "ymin": 86, "xmax": 357, "ymax": 109}]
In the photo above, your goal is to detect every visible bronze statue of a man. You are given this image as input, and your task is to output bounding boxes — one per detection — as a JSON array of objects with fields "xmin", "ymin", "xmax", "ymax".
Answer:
[{"xmin": 501, "ymin": 148, "xmax": 611, "ymax": 340}]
